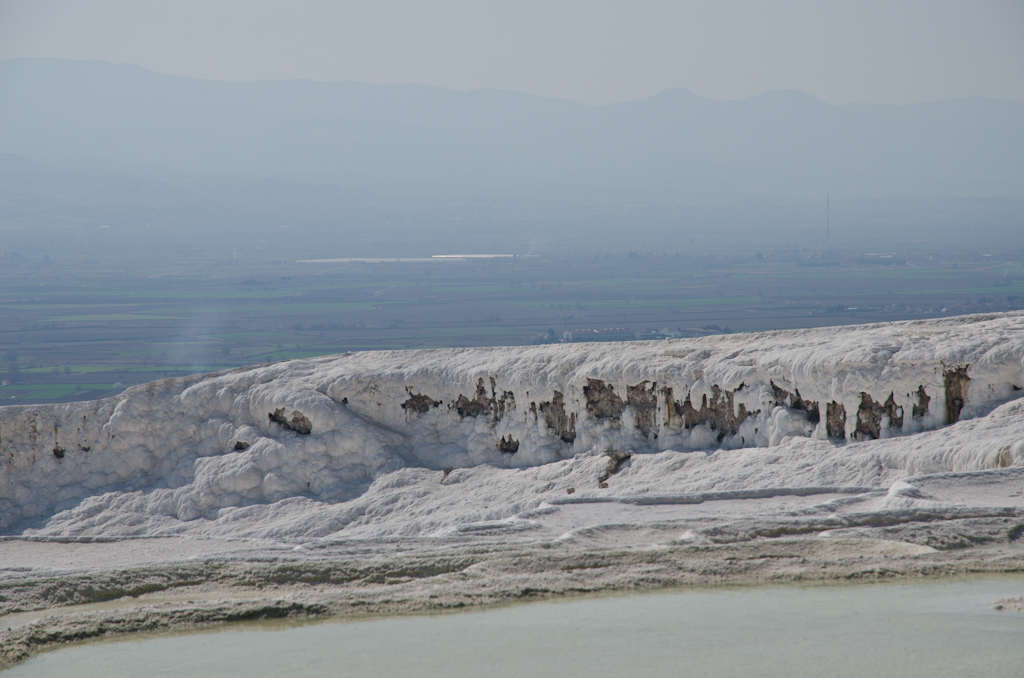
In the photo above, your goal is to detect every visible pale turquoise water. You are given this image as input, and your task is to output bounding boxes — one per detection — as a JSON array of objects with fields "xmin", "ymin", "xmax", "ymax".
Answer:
[{"xmin": 6, "ymin": 578, "xmax": 1024, "ymax": 677}]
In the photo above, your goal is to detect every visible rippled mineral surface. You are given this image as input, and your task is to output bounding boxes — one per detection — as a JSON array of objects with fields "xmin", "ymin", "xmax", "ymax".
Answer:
[{"xmin": 2, "ymin": 312, "xmax": 1023, "ymax": 668}]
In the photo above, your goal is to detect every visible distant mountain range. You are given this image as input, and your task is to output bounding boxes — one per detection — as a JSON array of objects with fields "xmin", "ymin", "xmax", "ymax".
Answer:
[{"xmin": 1, "ymin": 58, "xmax": 1022, "ymax": 197}]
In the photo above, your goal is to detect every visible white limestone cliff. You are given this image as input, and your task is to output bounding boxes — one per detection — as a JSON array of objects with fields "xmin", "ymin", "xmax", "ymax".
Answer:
[{"xmin": 1, "ymin": 312, "xmax": 1022, "ymax": 537}]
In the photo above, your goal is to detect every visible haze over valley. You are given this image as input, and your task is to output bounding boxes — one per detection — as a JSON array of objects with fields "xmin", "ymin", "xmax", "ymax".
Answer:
[
  {"xmin": 2, "ymin": 3, "xmax": 1023, "ymax": 672},
  {"xmin": 1, "ymin": 58, "xmax": 1021, "ymax": 404}
]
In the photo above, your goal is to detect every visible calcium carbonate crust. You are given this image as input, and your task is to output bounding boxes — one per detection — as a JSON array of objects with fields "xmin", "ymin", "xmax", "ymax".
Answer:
[{"xmin": 1, "ymin": 311, "xmax": 1022, "ymax": 537}]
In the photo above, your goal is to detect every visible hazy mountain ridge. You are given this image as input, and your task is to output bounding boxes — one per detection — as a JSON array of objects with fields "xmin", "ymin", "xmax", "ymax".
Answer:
[
  {"xmin": 1, "ymin": 58, "xmax": 1021, "ymax": 197},
  {"xmin": 2, "ymin": 152, "xmax": 1021, "ymax": 258}
]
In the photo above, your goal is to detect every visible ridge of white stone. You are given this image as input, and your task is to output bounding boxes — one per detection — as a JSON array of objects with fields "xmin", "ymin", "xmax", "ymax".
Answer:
[{"xmin": 1, "ymin": 311, "xmax": 1021, "ymax": 538}]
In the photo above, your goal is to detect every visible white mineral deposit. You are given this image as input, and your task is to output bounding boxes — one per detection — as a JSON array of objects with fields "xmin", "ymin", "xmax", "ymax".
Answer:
[{"xmin": 2, "ymin": 312, "xmax": 1023, "ymax": 669}]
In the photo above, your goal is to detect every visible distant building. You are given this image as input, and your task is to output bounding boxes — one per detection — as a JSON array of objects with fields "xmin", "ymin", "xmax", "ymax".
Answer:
[
  {"xmin": 562, "ymin": 328, "xmax": 636, "ymax": 343},
  {"xmin": 636, "ymin": 327, "xmax": 683, "ymax": 341}
]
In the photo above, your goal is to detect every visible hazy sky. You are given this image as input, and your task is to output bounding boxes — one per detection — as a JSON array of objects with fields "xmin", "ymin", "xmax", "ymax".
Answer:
[{"xmin": 1, "ymin": 0, "xmax": 1022, "ymax": 105}]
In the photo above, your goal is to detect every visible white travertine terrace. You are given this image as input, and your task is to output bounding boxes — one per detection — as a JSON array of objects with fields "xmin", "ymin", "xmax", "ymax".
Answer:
[{"xmin": 1, "ymin": 312, "xmax": 1022, "ymax": 538}]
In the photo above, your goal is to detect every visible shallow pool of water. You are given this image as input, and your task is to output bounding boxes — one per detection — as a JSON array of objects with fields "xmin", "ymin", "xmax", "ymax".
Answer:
[{"xmin": 6, "ymin": 578, "xmax": 1024, "ymax": 677}]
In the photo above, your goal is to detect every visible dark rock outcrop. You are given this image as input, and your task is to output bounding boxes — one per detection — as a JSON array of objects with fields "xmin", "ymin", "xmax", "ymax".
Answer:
[
  {"xmin": 401, "ymin": 393, "xmax": 441, "ymax": 415},
  {"xmin": 626, "ymin": 382, "xmax": 658, "ymax": 437},
  {"xmin": 855, "ymin": 392, "xmax": 903, "ymax": 440},
  {"xmin": 454, "ymin": 377, "xmax": 514, "ymax": 423},
  {"xmin": 584, "ymin": 379, "xmax": 626, "ymax": 420},
  {"xmin": 944, "ymin": 365, "xmax": 970, "ymax": 424},
  {"xmin": 675, "ymin": 385, "xmax": 750, "ymax": 440},
  {"xmin": 497, "ymin": 436, "xmax": 519, "ymax": 453},
  {"xmin": 772, "ymin": 382, "xmax": 819, "ymax": 424},
  {"xmin": 597, "ymin": 450, "xmax": 632, "ymax": 486},
  {"xmin": 912, "ymin": 386, "xmax": 931, "ymax": 420},
  {"xmin": 538, "ymin": 391, "xmax": 577, "ymax": 443},
  {"xmin": 268, "ymin": 408, "xmax": 312, "ymax": 435},
  {"xmin": 826, "ymin": 401, "xmax": 846, "ymax": 439}
]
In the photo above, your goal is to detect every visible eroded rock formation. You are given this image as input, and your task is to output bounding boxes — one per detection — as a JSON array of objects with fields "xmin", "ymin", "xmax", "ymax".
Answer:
[
  {"xmin": 944, "ymin": 365, "xmax": 970, "ymax": 425},
  {"xmin": 268, "ymin": 408, "xmax": 312, "ymax": 435},
  {"xmin": 675, "ymin": 385, "xmax": 751, "ymax": 440},
  {"xmin": 855, "ymin": 393, "xmax": 902, "ymax": 440},
  {"xmin": 402, "ymin": 393, "xmax": 440, "ymax": 415},
  {"xmin": 826, "ymin": 401, "xmax": 846, "ymax": 439},
  {"xmin": 584, "ymin": 379, "xmax": 626, "ymax": 420},
  {"xmin": 454, "ymin": 377, "xmax": 514, "ymax": 422},
  {"xmin": 536, "ymin": 391, "xmax": 577, "ymax": 443},
  {"xmin": 1, "ymin": 312, "xmax": 1020, "ymax": 533}
]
